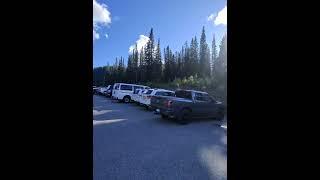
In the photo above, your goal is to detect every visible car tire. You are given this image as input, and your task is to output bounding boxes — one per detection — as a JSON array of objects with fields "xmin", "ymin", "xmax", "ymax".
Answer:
[
  {"xmin": 177, "ymin": 109, "xmax": 191, "ymax": 125},
  {"xmin": 123, "ymin": 96, "xmax": 131, "ymax": 103}
]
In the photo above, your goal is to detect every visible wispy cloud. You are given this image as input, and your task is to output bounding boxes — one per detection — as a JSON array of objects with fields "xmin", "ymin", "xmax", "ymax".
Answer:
[
  {"xmin": 105, "ymin": 34, "xmax": 109, "ymax": 39},
  {"xmin": 93, "ymin": 29, "xmax": 100, "ymax": 40},
  {"xmin": 93, "ymin": 0, "xmax": 111, "ymax": 41},
  {"xmin": 207, "ymin": 13, "xmax": 217, "ymax": 21},
  {"xmin": 208, "ymin": 6, "xmax": 227, "ymax": 26},
  {"xmin": 129, "ymin": 35, "xmax": 149, "ymax": 53}
]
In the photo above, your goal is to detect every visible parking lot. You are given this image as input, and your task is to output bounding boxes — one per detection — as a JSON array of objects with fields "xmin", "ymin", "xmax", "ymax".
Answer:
[{"xmin": 93, "ymin": 95, "xmax": 227, "ymax": 180}]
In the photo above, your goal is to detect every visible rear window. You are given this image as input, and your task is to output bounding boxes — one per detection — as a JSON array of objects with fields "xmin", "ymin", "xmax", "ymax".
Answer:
[
  {"xmin": 175, "ymin": 91, "xmax": 192, "ymax": 99},
  {"xmin": 120, "ymin": 85, "xmax": 133, "ymax": 91},
  {"xmin": 155, "ymin": 91, "xmax": 175, "ymax": 96}
]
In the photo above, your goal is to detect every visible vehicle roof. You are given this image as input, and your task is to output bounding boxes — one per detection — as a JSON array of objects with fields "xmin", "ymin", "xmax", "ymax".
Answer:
[
  {"xmin": 114, "ymin": 83, "xmax": 148, "ymax": 87},
  {"xmin": 175, "ymin": 89, "xmax": 208, "ymax": 94},
  {"xmin": 154, "ymin": 89, "xmax": 174, "ymax": 92}
]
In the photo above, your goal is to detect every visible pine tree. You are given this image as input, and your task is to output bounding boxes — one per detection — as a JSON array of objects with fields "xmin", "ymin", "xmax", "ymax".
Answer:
[
  {"xmin": 217, "ymin": 34, "xmax": 227, "ymax": 73},
  {"xmin": 139, "ymin": 47, "xmax": 146, "ymax": 82},
  {"xmin": 133, "ymin": 44, "xmax": 139, "ymax": 83},
  {"xmin": 193, "ymin": 36, "xmax": 199, "ymax": 76},
  {"xmin": 199, "ymin": 26, "xmax": 210, "ymax": 77},
  {"xmin": 211, "ymin": 34, "xmax": 217, "ymax": 76},
  {"xmin": 183, "ymin": 41, "xmax": 191, "ymax": 78},
  {"xmin": 163, "ymin": 46, "xmax": 171, "ymax": 82},
  {"xmin": 153, "ymin": 39, "xmax": 162, "ymax": 82},
  {"xmin": 144, "ymin": 28, "xmax": 155, "ymax": 82},
  {"xmin": 177, "ymin": 52, "xmax": 182, "ymax": 78},
  {"xmin": 126, "ymin": 55, "xmax": 134, "ymax": 83}
]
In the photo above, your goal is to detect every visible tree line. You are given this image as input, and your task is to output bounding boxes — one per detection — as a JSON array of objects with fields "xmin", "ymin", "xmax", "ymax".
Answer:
[{"xmin": 93, "ymin": 26, "xmax": 227, "ymax": 91}]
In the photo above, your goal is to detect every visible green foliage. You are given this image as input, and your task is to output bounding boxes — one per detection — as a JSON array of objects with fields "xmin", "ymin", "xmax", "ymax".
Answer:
[{"xmin": 93, "ymin": 27, "xmax": 227, "ymax": 104}]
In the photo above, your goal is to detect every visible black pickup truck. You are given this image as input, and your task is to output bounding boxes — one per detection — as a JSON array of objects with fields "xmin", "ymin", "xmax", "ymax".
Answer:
[{"xmin": 150, "ymin": 90, "xmax": 225, "ymax": 124}]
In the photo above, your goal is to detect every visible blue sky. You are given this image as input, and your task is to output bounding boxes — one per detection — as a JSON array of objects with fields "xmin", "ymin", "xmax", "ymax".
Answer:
[{"xmin": 93, "ymin": 0, "xmax": 227, "ymax": 67}]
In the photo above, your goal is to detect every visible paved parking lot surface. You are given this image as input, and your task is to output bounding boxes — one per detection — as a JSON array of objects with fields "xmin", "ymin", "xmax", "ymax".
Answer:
[{"xmin": 93, "ymin": 95, "xmax": 227, "ymax": 180}]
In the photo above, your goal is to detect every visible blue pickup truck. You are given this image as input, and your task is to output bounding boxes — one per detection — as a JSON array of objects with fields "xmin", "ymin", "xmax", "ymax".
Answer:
[{"xmin": 150, "ymin": 90, "xmax": 225, "ymax": 124}]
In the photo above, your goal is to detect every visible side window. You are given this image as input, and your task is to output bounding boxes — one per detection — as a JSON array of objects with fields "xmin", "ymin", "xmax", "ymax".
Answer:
[
  {"xmin": 114, "ymin": 84, "xmax": 119, "ymax": 90},
  {"xmin": 195, "ymin": 93, "xmax": 211, "ymax": 102},
  {"xmin": 165, "ymin": 92, "xmax": 175, "ymax": 96},
  {"xmin": 120, "ymin": 85, "xmax": 133, "ymax": 91},
  {"xmin": 133, "ymin": 86, "xmax": 140, "ymax": 91},
  {"xmin": 146, "ymin": 90, "xmax": 153, "ymax": 94}
]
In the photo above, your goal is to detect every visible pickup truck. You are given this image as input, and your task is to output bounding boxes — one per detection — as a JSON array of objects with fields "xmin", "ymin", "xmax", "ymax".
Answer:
[{"xmin": 151, "ymin": 90, "xmax": 225, "ymax": 124}]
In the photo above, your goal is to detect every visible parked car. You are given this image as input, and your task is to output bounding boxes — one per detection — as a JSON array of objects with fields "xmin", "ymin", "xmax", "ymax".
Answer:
[
  {"xmin": 93, "ymin": 87, "xmax": 99, "ymax": 95},
  {"xmin": 154, "ymin": 90, "xmax": 225, "ymax": 124},
  {"xmin": 101, "ymin": 85, "xmax": 110, "ymax": 96},
  {"xmin": 132, "ymin": 89, "xmax": 144, "ymax": 103},
  {"xmin": 150, "ymin": 90, "xmax": 175, "ymax": 112},
  {"xmin": 112, "ymin": 83, "xmax": 149, "ymax": 103},
  {"xmin": 135, "ymin": 89, "xmax": 148, "ymax": 105},
  {"xmin": 141, "ymin": 89, "xmax": 175, "ymax": 110},
  {"xmin": 139, "ymin": 89, "xmax": 155, "ymax": 108},
  {"xmin": 105, "ymin": 84, "xmax": 114, "ymax": 97},
  {"xmin": 96, "ymin": 86, "xmax": 107, "ymax": 95}
]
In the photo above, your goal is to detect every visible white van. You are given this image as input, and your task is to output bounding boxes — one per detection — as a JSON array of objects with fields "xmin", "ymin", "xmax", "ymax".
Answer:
[{"xmin": 112, "ymin": 83, "xmax": 149, "ymax": 103}]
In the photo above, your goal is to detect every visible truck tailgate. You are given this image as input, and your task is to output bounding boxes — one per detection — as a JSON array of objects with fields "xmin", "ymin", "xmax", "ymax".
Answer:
[{"xmin": 150, "ymin": 96, "xmax": 172, "ymax": 109}]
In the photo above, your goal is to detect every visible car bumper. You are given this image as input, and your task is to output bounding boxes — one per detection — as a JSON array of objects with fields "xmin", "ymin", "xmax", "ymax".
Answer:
[{"xmin": 160, "ymin": 109, "xmax": 175, "ymax": 118}]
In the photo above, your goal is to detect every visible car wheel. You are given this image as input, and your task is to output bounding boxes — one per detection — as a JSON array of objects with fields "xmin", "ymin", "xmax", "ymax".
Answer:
[
  {"xmin": 177, "ymin": 109, "xmax": 191, "ymax": 125},
  {"xmin": 123, "ymin": 96, "xmax": 131, "ymax": 103}
]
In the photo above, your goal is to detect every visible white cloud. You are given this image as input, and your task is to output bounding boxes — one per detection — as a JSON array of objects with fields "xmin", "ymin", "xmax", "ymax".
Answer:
[
  {"xmin": 93, "ymin": 29, "xmax": 100, "ymax": 40},
  {"xmin": 207, "ymin": 13, "xmax": 216, "ymax": 21},
  {"xmin": 105, "ymin": 34, "xmax": 109, "ymax": 39},
  {"xmin": 93, "ymin": 0, "xmax": 111, "ymax": 25},
  {"xmin": 129, "ymin": 35, "xmax": 149, "ymax": 53},
  {"xmin": 214, "ymin": 6, "xmax": 227, "ymax": 26},
  {"xmin": 93, "ymin": 0, "xmax": 111, "ymax": 40}
]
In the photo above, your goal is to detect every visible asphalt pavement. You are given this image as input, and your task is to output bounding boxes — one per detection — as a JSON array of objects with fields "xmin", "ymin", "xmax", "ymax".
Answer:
[{"xmin": 93, "ymin": 95, "xmax": 227, "ymax": 180}]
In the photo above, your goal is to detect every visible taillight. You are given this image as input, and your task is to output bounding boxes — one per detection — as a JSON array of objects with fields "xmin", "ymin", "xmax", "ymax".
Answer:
[{"xmin": 166, "ymin": 100, "xmax": 172, "ymax": 108}]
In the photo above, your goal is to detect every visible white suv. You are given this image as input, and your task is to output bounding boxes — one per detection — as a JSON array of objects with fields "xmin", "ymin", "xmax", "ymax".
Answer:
[{"xmin": 112, "ymin": 83, "xmax": 149, "ymax": 103}]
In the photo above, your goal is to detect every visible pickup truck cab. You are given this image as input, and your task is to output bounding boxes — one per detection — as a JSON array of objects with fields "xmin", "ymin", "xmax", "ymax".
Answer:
[{"xmin": 156, "ymin": 90, "xmax": 225, "ymax": 124}]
